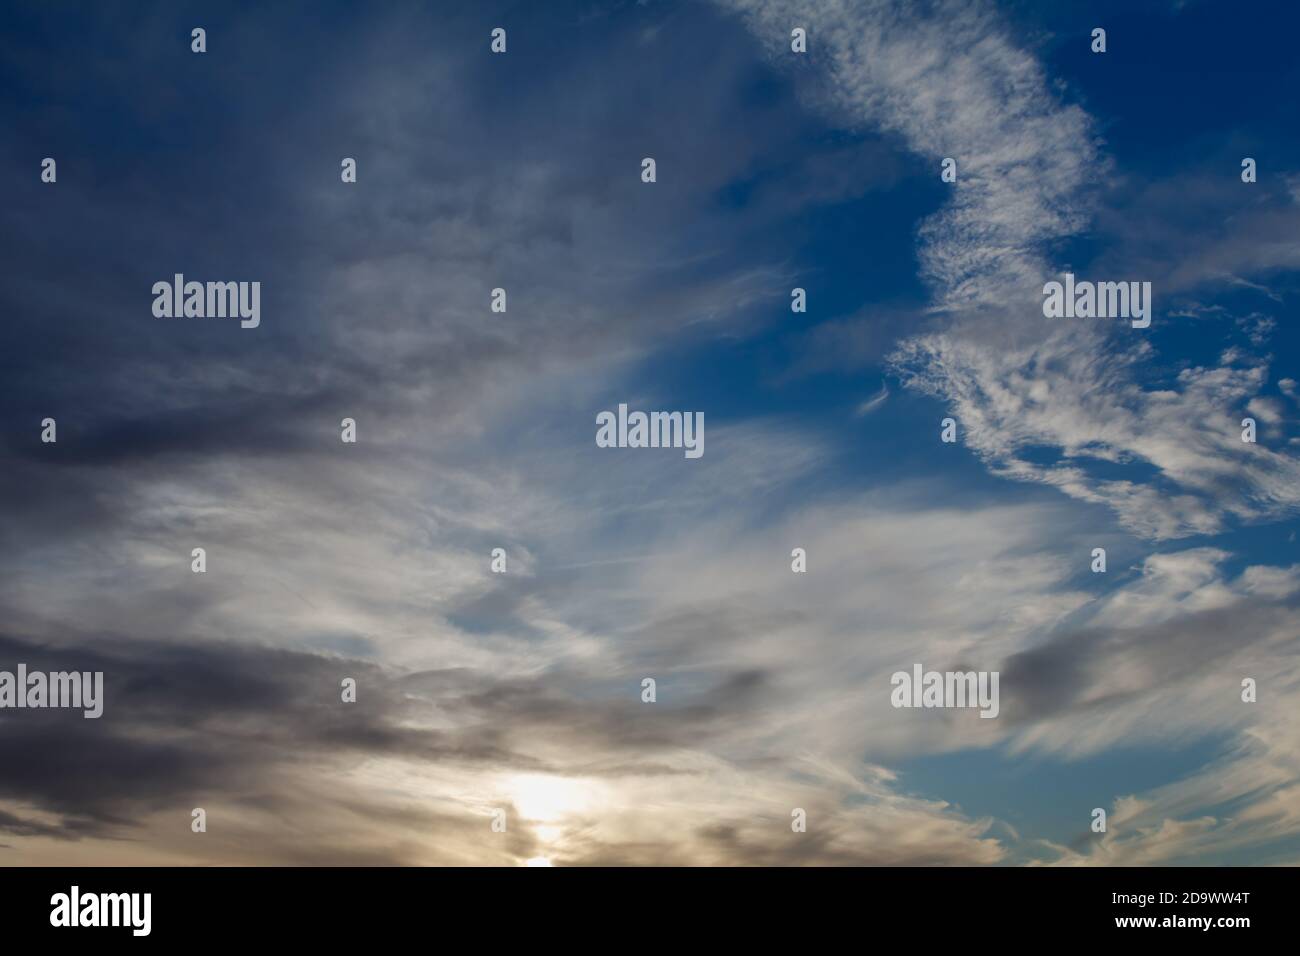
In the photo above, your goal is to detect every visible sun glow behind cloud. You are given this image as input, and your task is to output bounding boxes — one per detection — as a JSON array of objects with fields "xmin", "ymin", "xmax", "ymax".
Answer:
[
  {"xmin": 503, "ymin": 774, "xmax": 610, "ymax": 864},
  {"xmin": 506, "ymin": 774, "xmax": 600, "ymax": 822}
]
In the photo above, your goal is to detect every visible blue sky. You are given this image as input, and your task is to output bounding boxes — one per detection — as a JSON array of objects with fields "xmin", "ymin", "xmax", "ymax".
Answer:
[{"xmin": 1, "ymin": 0, "xmax": 1298, "ymax": 865}]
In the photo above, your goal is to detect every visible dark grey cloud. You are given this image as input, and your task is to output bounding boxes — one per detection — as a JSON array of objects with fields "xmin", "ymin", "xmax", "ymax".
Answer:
[
  {"xmin": 0, "ymin": 631, "xmax": 390, "ymax": 833},
  {"xmin": 997, "ymin": 598, "xmax": 1296, "ymax": 726},
  {"xmin": 0, "ymin": 621, "xmax": 785, "ymax": 860}
]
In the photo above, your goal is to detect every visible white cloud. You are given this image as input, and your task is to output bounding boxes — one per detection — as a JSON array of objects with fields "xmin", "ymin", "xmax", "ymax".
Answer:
[
  {"xmin": 855, "ymin": 383, "xmax": 890, "ymax": 416},
  {"xmin": 724, "ymin": 0, "xmax": 1300, "ymax": 540}
]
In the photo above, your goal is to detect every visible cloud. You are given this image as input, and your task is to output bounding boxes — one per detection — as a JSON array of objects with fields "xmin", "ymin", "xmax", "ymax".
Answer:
[
  {"xmin": 892, "ymin": 336, "xmax": 1300, "ymax": 538},
  {"xmin": 3, "ymin": 0, "xmax": 1297, "ymax": 868},
  {"xmin": 1092, "ymin": 167, "xmax": 1300, "ymax": 297},
  {"xmin": 723, "ymin": 0, "xmax": 1300, "ymax": 540},
  {"xmin": 0, "ymin": 371, "xmax": 1102, "ymax": 864},
  {"xmin": 720, "ymin": 0, "xmax": 1102, "ymax": 313},
  {"xmin": 855, "ymin": 383, "xmax": 890, "ymax": 416}
]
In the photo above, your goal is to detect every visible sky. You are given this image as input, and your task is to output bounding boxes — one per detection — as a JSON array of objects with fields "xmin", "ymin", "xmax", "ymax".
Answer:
[{"xmin": 1, "ymin": 0, "xmax": 1299, "ymax": 866}]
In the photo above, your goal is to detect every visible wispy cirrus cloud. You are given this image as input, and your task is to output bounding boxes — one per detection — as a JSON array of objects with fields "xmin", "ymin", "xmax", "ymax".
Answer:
[{"xmin": 725, "ymin": 0, "xmax": 1300, "ymax": 539}]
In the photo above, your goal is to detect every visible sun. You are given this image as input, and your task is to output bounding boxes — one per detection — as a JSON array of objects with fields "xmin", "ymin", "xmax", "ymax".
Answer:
[{"xmin": 505, "ymin": 773, "xmax": 596, "ymax": 822}]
